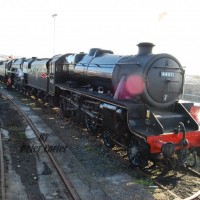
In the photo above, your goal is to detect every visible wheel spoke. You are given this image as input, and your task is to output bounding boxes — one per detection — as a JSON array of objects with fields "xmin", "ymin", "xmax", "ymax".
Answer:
[
  {"xmin": 127, "ymin": 138, "xmax": 148, "ymax": 168},
  {"xmin": 102, "ymin": 131, "xmax": 114, "ymax": 148},
  {"xmin": 85, "ymin": 114, "xmax": 98, "ymax": 135}
]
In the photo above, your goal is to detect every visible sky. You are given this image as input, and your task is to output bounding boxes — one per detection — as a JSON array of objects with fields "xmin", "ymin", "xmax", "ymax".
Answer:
[{"xmin": 0, "ymin": 0, "xmax": 200, "ymax": 74}]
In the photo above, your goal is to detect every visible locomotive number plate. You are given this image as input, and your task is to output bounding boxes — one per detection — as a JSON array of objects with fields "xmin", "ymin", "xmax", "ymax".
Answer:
[{"xmin": 160, "ymin": 71, "xmax": 175, "ymax": 77}]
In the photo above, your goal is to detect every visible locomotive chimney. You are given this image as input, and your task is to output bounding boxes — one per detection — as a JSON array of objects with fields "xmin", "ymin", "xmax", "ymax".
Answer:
[{"xmin": 137, "ymin": 42, "xmax": 155, "ymax": 56}]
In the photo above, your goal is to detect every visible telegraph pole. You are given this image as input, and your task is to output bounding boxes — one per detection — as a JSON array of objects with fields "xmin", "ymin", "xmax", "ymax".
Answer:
[{"xmin": 52, "ymin": 14, "xmax": 57, "ymax": 55}]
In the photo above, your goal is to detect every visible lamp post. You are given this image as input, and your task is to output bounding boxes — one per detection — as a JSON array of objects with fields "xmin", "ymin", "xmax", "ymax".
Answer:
[{"xmin": 52, "ymin": 14, "xmax": 57, "ymax": 55}]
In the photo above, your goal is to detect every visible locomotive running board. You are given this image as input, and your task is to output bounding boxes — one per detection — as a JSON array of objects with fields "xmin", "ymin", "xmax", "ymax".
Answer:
[
  {"xmin": 127, "ymin": 102, "xmax": 199, "ymax": 138},
  {"xmin": 127, "ymin": 104, "xmax": 164, "ymax": 138},
  {"xmin": 56, "ymin": 84, "xmax": 199, "ymax": 139}
]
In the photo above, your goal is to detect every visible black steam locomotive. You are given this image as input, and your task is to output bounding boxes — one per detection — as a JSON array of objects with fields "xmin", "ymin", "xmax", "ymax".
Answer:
[{"xmin": 0, "ymin": 43, "xmax": 200, "ymax": 169}]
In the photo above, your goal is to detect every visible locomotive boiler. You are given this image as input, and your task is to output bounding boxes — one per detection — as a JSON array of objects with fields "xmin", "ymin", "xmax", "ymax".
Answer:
[{"xmin": 65, "ymin": 42, "xmax": 183, "ymax": 108}]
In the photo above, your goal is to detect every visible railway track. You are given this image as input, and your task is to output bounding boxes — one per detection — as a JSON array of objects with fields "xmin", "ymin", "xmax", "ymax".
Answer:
[
  {"xmin": 0, "ymin": 91, "xmax": 81, "ymax": 200},
  {"xmin": 1, "ymin": 88, "xmax": 199, "ymax": 200},
  {"xmin": 108, "ymin": 146, "xmax": 200, "ymax": 200},
  {"xmin": 0, "ymin": 120, "xmax": 6, "ymax": 200},
  {"xmin": 113, "ymin": 148, "xmax": 200, "ymax": 200},
  {"xmin": 20, "ymin": 91, "xmax": 200, "ymax": 200},
  {"xmin": 139, "ymin": 166, "xmax": 200, "ymax": 200},
  {"xmin": 78, "ymin": 124, "xmax": 200, "ymax": 200}
]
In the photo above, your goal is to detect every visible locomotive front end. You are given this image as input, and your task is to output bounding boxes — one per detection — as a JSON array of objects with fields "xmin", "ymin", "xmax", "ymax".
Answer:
[{"xmin": 123, "ymin": 43, "xmax": 200, "ymax": 168}]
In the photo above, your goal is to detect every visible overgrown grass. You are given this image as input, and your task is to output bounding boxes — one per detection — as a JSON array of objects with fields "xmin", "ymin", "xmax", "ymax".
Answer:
[{"xmin": 134, "ymin": 178, "xmax": 154, "ymax": 187}]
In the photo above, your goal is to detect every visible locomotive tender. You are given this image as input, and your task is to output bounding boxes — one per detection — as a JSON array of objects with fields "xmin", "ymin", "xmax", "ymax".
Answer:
[{"xmin": 0, "ymin": 42, "xmax": 200, "ymax": 169}]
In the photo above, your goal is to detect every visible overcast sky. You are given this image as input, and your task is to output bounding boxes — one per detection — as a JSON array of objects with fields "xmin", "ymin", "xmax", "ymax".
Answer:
[{"xmin": 0, "ymin": 0, "xmax": 200, "ymax": 74}]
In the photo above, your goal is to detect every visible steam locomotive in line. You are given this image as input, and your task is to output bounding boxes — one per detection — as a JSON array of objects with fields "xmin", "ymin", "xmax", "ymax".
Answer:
[{"xmin": 0, "ymin": 42, "xmax": 200, "ymax": 169}]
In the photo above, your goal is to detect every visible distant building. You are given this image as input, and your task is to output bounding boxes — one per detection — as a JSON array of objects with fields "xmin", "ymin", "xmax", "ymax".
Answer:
[{"xmin": 183, "ymin": 75, "xmax": 200, "ymax": 103}]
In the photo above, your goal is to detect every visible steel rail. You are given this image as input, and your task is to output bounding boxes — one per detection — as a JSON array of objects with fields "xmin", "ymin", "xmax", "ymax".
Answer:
[
  {"xmin": 136, "ymin": 165, "xmax": 200, "ymax": 200},
  {"xmin": 0, "ymin": 124, "xmax": 6, "ymax": 200},
  {"xmin": 102, "ymin": 145, "xmax": 183, "ymax": 199},
  {"xmin": 0, "ymin": 91, "xmax": 81, "ymax": 200},
  {"xmin": 183, "ymin": 190, "xmax": 200, "ymax": 200},
  {"xmin": 182, "ymin": 167, "xmax": 200, "ymax": 200},
  {"xmin": 135, "ymin": 167, "xmax": 181, "ymax": 199},
  {"xmin": 104, "ymin": 142, "xmax": 182, "ymax": 199},
  {"xmin": 105, "ymin": 144, "xmax": 200, "ymax": 200},
  {"xmin": 186, "ymin": 166, "xmax": 200, "ymax": 178}
]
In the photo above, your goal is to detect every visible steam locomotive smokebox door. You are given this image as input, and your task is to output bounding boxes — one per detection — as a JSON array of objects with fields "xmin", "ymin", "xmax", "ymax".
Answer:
[
  {"xmin": 145, "ymin": 57, "xmax": 184, "ymax": 107},
  {"xmin": 101, "ymin": 103, "xmax": 117, "ymax": 133}
]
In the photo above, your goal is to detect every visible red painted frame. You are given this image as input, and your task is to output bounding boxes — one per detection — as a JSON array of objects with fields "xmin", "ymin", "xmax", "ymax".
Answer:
[
  {"xmin": 147, "ymin": 105, "xmax": 200, "ymax": 154},
  {"xmin": 147, "ymin": 131, "xmax": 200, "ymax": 153},
  {"xmin": 190, "ymin": 106, "xmax": 200, "ymax": 124}
]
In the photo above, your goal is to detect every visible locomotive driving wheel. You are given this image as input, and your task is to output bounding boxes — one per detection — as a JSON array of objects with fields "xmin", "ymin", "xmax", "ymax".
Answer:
[
  {"xmin": 102, "ymin": 131, "xmax": 114, "ymax": 148},
  {"xmin": 85, "ymin": 114, "xmax": 98, "ymax": 135},
  {"xmin": 127, "ymin": 138, "xmax": 148, "ymax": 168},
  {"xmin": 59, "ymin": 97, "xmax": 70, "ymax": 117},
  {"xmin": 179, "ymin": 148, "xmax": 197, "ymax": 168},
  {"xmin": 71, "ymin": 109, "xmax": 82, "ymax": 124}
]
